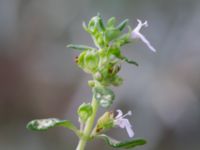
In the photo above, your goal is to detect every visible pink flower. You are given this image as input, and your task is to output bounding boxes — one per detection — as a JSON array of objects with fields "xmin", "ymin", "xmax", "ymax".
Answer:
[
  {"xmin": 131, "ymin": 19, "xmax": 156, "ymax": 52},
  {"xmin": 114, "ymin": 109, "xmax": 134, "ymax": 138}
]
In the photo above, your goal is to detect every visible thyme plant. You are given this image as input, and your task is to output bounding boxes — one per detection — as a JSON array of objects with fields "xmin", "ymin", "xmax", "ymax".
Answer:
[{"xmin": 27, "ymin": 14, "xmax": 156, "ymax": 150}]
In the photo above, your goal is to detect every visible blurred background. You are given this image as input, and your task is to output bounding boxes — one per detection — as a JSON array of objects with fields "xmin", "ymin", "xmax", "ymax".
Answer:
[{"xmin": 0, "ymin": 0, "xmax": 200, "ymax": 150}]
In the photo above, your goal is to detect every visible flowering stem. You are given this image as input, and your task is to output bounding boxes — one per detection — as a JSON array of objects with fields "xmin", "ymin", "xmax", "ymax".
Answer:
[{"xmin": 76, "ymin": 96, "xmax": 99, "ymax": 150}]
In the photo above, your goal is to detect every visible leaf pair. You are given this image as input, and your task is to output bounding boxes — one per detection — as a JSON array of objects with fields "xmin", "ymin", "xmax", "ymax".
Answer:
[{"xmin": 27, "ymin": 118, "xmax": 146, "ymax": 149}]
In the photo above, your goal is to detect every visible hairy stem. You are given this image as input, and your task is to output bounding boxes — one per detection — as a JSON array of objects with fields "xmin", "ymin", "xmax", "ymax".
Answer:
[{"xmin": 76, "ymin": 96, "xmax": 99, "ymax": 150}]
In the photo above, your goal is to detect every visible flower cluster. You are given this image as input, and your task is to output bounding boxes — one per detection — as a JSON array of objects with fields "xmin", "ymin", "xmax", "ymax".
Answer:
[{"xmin": 27, "ymin": 14, "xmax": 155, "ymax": 150}]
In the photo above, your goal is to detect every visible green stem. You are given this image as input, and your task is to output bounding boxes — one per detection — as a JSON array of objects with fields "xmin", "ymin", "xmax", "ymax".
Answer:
[{"xmin": 76, "ymin": 96, "xmax": 99, "ymax": 150}]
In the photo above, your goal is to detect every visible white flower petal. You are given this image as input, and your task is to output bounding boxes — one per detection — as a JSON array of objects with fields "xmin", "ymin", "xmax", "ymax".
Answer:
[
  {"xmin": 114, "ymin": 110, "xmax": 134, "ymax": 138},
  {"xmin": 115, "ymin": 118, "xmax": 125, "ymax": 128},
  {"xmin": 131, "ymin": 19, "xmax": 156, "ymax": 52},
  {"xmin": 124, "ymin": 119, "xmax": 134, "ymax": 138},
  {"xmin": 115, "ymin": 109, "xmax": 123, "ymax": 119},
  {"xmin": 137, "ymin": 32, "xmax": 156, "ymax": 52}
]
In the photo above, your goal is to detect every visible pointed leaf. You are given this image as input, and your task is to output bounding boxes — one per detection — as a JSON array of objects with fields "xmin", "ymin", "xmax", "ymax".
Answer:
[
  {"xmin": 67, "ymin": 44, "xmax": 94, "ymax": 51},
  {"xmin": 107, "ymin": 17, "xmax": 117, "ymax": 28},
  {"xmin": 97, "ymin": 134, "xmax": 146, "ymax": 149},
  {"xmin": 116, "ymin": 19, "xmax": 129, "ymax": 31},
  {"xmin": 26, "ymin": 118, "xmax": 78, "ymax": 133},
  {"xmin": 82, "ymin": 22, "xmax": 91, "ymax": 33},
  {"xmin": 121, "ymin": 57, "xmax": 139, "ymax": 66},
  {"xmin": 97, "ymin": 13, "xmax": 105, "ymax": 31}
]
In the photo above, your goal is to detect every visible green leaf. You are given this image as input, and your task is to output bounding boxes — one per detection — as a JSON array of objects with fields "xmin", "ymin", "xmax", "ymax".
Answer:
[
  {"xmin": 67, "ymin": 44, "xmax": 94, "ymax": 51},
  {"xmin": 121, "ymin": 57, "xmax": 139, "ymax": 66},
  {"xmin": 97, "ymin": 13, "xmax": 105, "ymax": 31},
  {"xmin": 82, "ymin": 22, "xmax": 91, "ymax": 33},
  {"xmin": 26, "ymin": 118, "xmax": 78, "ymax": 133},
  {"xmin": 97, "ymin": 134, "xmax": 146, "ymax": 149},
  {"xmin": 116, "ymin": 19, "xmax": 129, "ymax": 31}
]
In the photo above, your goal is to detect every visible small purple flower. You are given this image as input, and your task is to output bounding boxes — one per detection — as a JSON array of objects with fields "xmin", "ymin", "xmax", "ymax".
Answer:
[
  {"xmin": 114, "ymin": 109, "xmax": 134, "ymax": 138},
  {"xmin": 131, "ymin": 19, "xmax": 156, "ymax": 52}
]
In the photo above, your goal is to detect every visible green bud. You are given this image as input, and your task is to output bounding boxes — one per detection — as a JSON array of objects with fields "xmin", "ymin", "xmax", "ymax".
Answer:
[
  {"xmin": 88, "ymin": 15, "xmax": 105, "ymax": 33},
  {"xmin": 111, "ymin": 75, "xmax": 123, "ymax": 86},
  {"xmin": 88, "ymin": 80, "xmax": 95, "ymax": 87},
  {"xmin": 88, "ymin": 16, "xmax": 98, "ymax": 32},
  {"xmin": 107, "ymin": 17, "xmax": 116, "ymax": 28},
  {"xmin": 77, "ymin": 51, "xmax": 99, "ymax": 73},
  {"xmin": 104, "ymin": 29, "xmax": 121, "ymax": 42},
  {"xmin": 94, "ymin": 72, "xmax": 103, "ymax": 81},
  {"xmin": 108, "ymin": 65, "xmax": 121, "ymax": 75},
  {"xmin": 97, "ymin": 36, "xmax": 104, "ymax": 47},
  {"xmin": 77, "ymin": 51, "xmax": 87, "ymax": 68},
  {"xmin": 108, "ymin": 46, "xmax": 121, "ymax": 58},
  {"xmin": 93, "ymin": 87, "xmax": 115, "ymax": 108},
  {"xmin": 77, "ymin": 103, "xmax": 93, "ymax": 123},
  {"xmin": 115, "ymin": 33, "xmax": 131, "ymax": 46},
  {"xmin": 82, "ymin": 22, "xmax": 91, "ymax": 33},
  {"xmin": 84, "ymin": 51, "xmax": 99, "ymax": 73},
  {"xmin": 93, "ymin": 112, "xmax": 114, "ymax": 134}
]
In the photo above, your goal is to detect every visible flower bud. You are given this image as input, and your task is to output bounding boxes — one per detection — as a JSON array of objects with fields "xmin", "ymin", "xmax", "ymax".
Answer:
[
  {"xmin": 88, "ymin": 16, "xmax": 99, "ymax": 32},
  {"xmin": 84, "ymin": 51, "xmax": 99, "ymax": 73},
  {"xmin": 104, "ymin": 29, "xmax": 120, "ymax": 42},
  {"xmin": 93, "ymin": 112, "xmax": 114, "ymax": 134},
  {"xmin": 97, "ymin": 36, "xmax": 104, "ymax": 46},
  {"xmin": 88, "ymin": 80, "xmax": 95, "ymax": 87},
  {"xmin": 77, "ymin": 51, "xmax": 86, "ymax": 69},
  {"xmin": 107, "ymin": 17, "xmax": 116, "ymax": 28},
  {"xmin": 112, "ymin": 75, "xmax": 123, "ymax": 86},
  {"xmin": 88, "ymin": 14, "xmax": 105, "ymax": 33},
  {"xmin": 108, "ymin": 65, "xmax": 121, "ymax": 75},
  {"xmin": 94, "ymin": 72, "xmax": 102, "ymax": 81},
  {"xmin": 77, "ymin": 103, "xmax": 93, "ymax": 123},
  {"xmin": 108, "ymin": 46, "xmax": 121, "ymax": 58}
]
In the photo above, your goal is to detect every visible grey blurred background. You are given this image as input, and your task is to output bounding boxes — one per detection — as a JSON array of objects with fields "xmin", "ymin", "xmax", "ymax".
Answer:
[{"xmin": 0, "ymin": 0, "xmax": 200, "ymax": 150}]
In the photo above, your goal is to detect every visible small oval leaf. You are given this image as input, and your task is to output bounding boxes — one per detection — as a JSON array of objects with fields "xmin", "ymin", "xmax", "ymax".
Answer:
[
  {"xmin": 97, "ymin": 134, "xmax": 146, "ymax": 149},
  {"xmin": 26, "ymin": 118, "xmax": 78, "ymax": 132}
]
